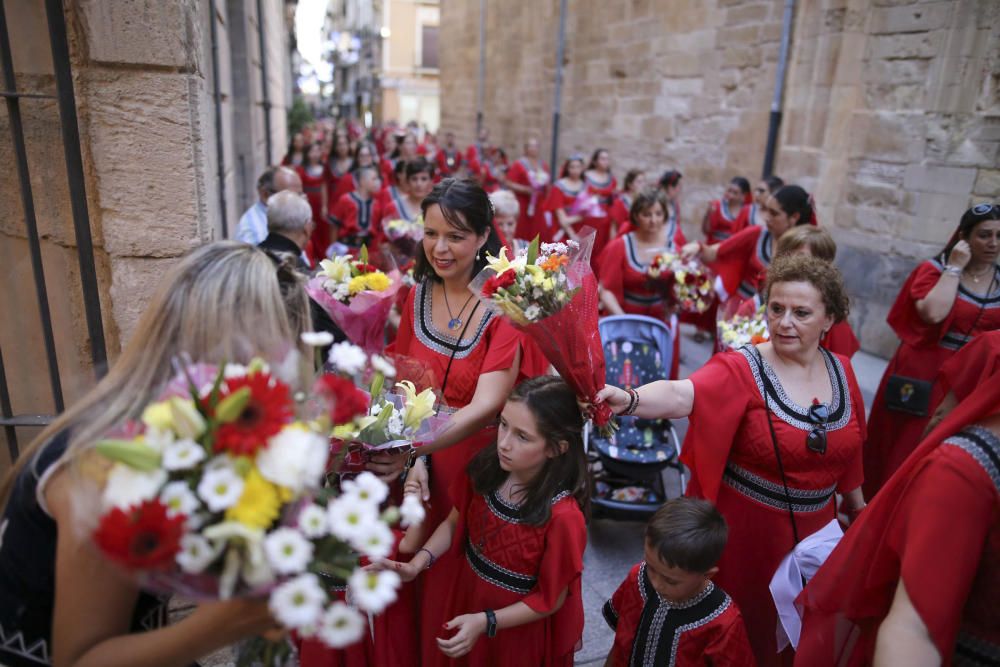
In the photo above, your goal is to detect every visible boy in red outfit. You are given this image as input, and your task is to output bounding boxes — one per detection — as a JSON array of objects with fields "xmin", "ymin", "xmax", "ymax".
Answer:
[
  {"xmin": 330, "ymin": 165, "xmax": 383, "ymax": 254},
  {"xmin": 603, "ymin": 498, "xmax": 754, "ymax": 667}
]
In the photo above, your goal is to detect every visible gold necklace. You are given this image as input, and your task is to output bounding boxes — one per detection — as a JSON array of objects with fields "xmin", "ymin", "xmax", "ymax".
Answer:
[{"xmin": 964, "ymin": 264, "xmax": 995, "ymax": 284}]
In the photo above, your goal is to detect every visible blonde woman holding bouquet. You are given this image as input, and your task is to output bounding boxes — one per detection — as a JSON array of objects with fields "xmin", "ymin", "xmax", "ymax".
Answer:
[
  {"xmin": 374, "ymin": 177, "xmax": 534, "ymax": 666},
  {"xmin": 0, "ymin": 242, "xmax": 310, "ymax": 667}
]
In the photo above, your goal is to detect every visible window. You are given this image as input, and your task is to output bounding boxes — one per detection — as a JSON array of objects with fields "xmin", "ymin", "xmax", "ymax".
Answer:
[{"xmin": 420, "ymin": 24, "xmax": 438, "ymax": 69}]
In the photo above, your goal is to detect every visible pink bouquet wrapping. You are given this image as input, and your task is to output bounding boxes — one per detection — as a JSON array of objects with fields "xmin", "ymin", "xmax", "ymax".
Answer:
[
  {"xmin": 471, "ymin": 229, "xmax": 614, "ymax": 433},
  {"xmin": 306, "ymin": 249, "xmax": 402, "ymax": 355},
  {"xmin": 568, "ymin": 192, "xmax": 605, "ymax": 219}
]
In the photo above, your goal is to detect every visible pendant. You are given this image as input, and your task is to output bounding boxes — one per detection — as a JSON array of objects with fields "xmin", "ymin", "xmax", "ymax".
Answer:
[{"xmin": 448, "ymin": 317, "xmax": 462, "ymax": 330}]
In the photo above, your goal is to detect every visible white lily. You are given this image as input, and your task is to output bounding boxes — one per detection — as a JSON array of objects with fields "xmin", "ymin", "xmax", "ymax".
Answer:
[{"xmin": 396, "ymin": 381, "xmax": 436, "ymax": 432}]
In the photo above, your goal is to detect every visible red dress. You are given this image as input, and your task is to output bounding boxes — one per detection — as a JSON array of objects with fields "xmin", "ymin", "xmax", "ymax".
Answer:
[
  {"xmin": 506, "ymin": 157, "xmax": 550, "ymax": 240},
  {"xmin": 435, "ymin": 148, "xmax": 465, "ymax": 179},
  {"xmin": 431, "ymin": 477, "xmax": 587, "ymax": 667},
  {"xmin": 863, "ymin": 259, "xmax": 1000, "ymax": 498},
  {"xmin": 379, "ymin": 189, "xmax": 421, "ymax": 231},
  {"xmin": 297, "ymin": 585, "xmax": 374, "ymax": 667},
  {"xmin": 940, "ymin": 329, "xmax": 1000, "ymax": 400},
  {"xmin": 299, "ymin": 164, "xmax": 331, "ymax": 262},
  {"xmin": 326, "ymin": 160, "xmax": 352, "ymax": 208},
  {"xmin": 603, "ymin": 563, "xmax": 755, "ymax": 667},
  {"xmin": 331, "ymin": 171, "xmax": 359, "ymax": 204},
  {"xmin": 705, "ymin": 199, "xmax": 752, "ymax": 246},
  {"xmin": 539, "ymin": 180, "xmax": 583, "ymax": 244},
  {"xmin": 682, "ymin": 346, "xmax": 866, "ymax": 667},
  {"xmin": 390, "ymin": 280, "xmax": 527, "ymax": 665},
  {"xmin": 584, "ymin": 171, "xmax": 617, "ymax": 263},
  {"xmin": 597, "ymin": 232, "xmax": 686, "ymax": 380},
  {"xmin": 329, "ymin": 192, "xmax": 382, "ymax": 256},
  {"xmin": 795, "ymin": 373, "xmax": 1000, "ymax": 667},
  {"xmin": 715, "ymin": 225, "xmax": 773, "ymax": 303}
]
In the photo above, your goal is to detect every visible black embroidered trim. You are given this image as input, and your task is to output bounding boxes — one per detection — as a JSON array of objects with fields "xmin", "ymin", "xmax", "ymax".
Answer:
[
  {"xmin": 603, "ymin": 599, "xmax": 619, "ymax": 630},
  {"xmin": 624, "ymin": 291, "xmax": 662, "ymax": 307},
  {"xmin": 390, "ymin": 187, "xmax": 418, "ymax": 223},
  {"xmin": 413, "ymin": 281, "xmax": 494, "ymax": 360},
  {"xmin": 624, "ymin": 234, "xmax": 649, "ymax": 273},
  {"xmin": 465, "ymin": 538, "xmax": 537, "ymax": 594},
  {"xmin": 943, "ymin": 426, "xmax": 1000, "ymax": 493},
  {"xmin": 756, "ymin": 228, "xmax": 773, "ymax": 268},
  {"xmin": 723, "ymin": 462, "xmax": 836, "ymax": 513},
  {"xmin": 553, "ymin": 181, "xmax": 585, "ymax": 197},
  {"xmin": 929, "ymin": 258, "xmax": 1000, "ymax": 308},
  {"xmin": 348, "ymin": 192, "xmax": 373, "ymax": 234},
  {"xmin": 954, "ymin": 630, "xmax": 1000, "ymax": 665},
  {"xmin": 940, "ymin": 329, "xmax": 973, "ymax": 351}
]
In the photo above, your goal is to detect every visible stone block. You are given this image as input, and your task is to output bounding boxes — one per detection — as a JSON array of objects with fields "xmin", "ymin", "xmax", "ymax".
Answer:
[
  {"xmin": 717, "ymin": 25, "xmax": 760, "ymax": 47},
  {"xmin": 845, "ymin": 181, "xmax": 906, "ymax": 209},
  {"xmin": 909, "ymin": 191, "xmax": 974, "ymax": 243},
  {"xmin": 849, "ymin": 112, "xmax": 926, "ymax": 164},
  {"xmin": 866, "ymin": 57, "xmax": 931, "ymax": 86},
  {"xmin": 903, "ymin": 164, "xmax": 978, "ymax": 194},
  {"xmin": 974, "ymin": 169, "xmax": 1000, "ymax": 196},
  {"xmin": 81, "ymin": 69, "xmax": 205, "ymax": 258},
  {"xmin": 868, "ymin": 2, "xmax": 953, "ymax": 34},
  {"xmin": 108, "ymin": 257, "xmax": 183, "ymax": 344},
  {"xmin": 869, "ymin": 31, "xmax": 944, "ymax": 60},
  {"xmin": 725, "ymin": 3, "xmax": 769, "ymax": 26},
  {"xmin": 721, "ymin": 46, "xmax": 762, "ymax": 68},
  {"xmin": 80, "ymin": 0, "xmax": 195, "ymax": 69}
]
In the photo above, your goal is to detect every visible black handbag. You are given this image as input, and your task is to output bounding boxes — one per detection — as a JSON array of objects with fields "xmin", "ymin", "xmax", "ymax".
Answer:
[{"xmin": 884, "ymin": 374, "xmax": 933, "ymax": 417}]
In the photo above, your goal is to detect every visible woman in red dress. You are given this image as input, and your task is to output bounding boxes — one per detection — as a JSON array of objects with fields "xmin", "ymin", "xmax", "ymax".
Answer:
[
  {"xmin": 298, "ymin": 142, "xmax": 332, "ymax": 262},
  {"xmin": 702, "ymin": 177, "xmax": 753, "ymax": 246},
  {"xmin": 379, "ymin": 157, "xmax": 434, "ymax": 232},
  {"xmin": 435, "ymin": 130, "xmax": 466, "ymax": 180},
  {"xmin": 597, "ymin": 254, "xmax": 867, "ymax": 667},
  {"xmin": 383, "ymin": 132, "xmax": 420, "ymax": 186},
  {"xmin": 752, "ymin": 175, "xmax": 785, "ymax": 227},
  {"xmin": 325, "ymin": 132, "xmax": 354, "ymax": 206},
  {"xmin": 371, "ymin": 178, "xmax": 536, "ymax": 665},
  {"xmin": 282, "ymin": 131, "xmax": 306, "ymax": 167},
  {"xmin": 504, "ymin": 136, "xmax": 550, "ymax": 240},
  {"xmin": 598, "ymin": 189, "xmax": 686, "ymax": 379},
  {"xmin": 862, "ymin": 203, "xmax": 1000, "ymax": 498},
  {"xmin": 609, "ymin": 169, "xmax": 646, "ymax": 235},
  {"xmin": 375, "ymin": 376, "xmax": 587, "ymax": 667},
  {"xmin": 332, "ymin": 142, "xmax": 378, "ymax": 203},
  {"xmin": 583, "ymin": 148, "xmax": 617, "ymax": 260},
  {"xmin": 796, "ymin": 371, "xmax": 1000, "ymax": 666}
]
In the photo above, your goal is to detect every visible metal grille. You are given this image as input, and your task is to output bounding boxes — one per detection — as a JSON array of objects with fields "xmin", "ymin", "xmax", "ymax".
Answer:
[{"xmin": 0, "ymin": 0, "xmax": 106, "ymax": 462}]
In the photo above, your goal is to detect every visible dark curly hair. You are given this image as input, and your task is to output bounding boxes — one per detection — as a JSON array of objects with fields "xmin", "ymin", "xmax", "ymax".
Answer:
[
  {"xmin": 765, "ymin": 254, "xmax": 850, "ymax": 323},
  {"xmin": 466, "ymin": 376, "xmax": 591, "ymax": 525}
]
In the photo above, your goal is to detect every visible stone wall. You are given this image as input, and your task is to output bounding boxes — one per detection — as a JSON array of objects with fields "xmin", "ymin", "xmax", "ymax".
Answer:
[
  {"xmin": 0, "ymin": 0, "xmax": 290, "ymax": 468},
  {"xmin": 440, "ymin": 0, "xmax": 1000, "ymax": 357}
]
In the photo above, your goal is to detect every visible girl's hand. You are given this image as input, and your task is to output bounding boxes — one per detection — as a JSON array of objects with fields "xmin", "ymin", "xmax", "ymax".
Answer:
[
  {"xmin": 947, "ymin": 240, "xmax": 972, "ymax": 270},
  {"xmin": 366, "ymin": 449, "xmax": 409, "ymax": 483},
  {"xmin": 192, "ymin": 598, "xmax": 282, "ymax": 639},
  {"xmin": 404, "ymin": 456, "xmax": 430, "ymax": 501},
  {"xmin": 681, "ymin": 241, "xmax": 701, "ymax": 260},
  {"xmin": 436, "ymin": 613, "xmax": 487, "ymax": 658},
  {"xmin": 594, "ymin": 385, "xmax": 630, "ymax": 415},
  {"xmin": 365, "ymin": 558, "xmax": 423, "ymax": 583}
]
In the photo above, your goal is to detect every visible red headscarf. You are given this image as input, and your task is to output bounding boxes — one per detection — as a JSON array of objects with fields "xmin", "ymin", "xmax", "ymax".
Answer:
[{"xmin": 795, "ymin": 371, "xmax": 1000, "ymax": 665}]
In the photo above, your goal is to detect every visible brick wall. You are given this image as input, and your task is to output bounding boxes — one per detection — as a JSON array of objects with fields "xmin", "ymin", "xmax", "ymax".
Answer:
[{"xmin": 440, "ymin": 0, "xmax": 1000, "ymax": 357}]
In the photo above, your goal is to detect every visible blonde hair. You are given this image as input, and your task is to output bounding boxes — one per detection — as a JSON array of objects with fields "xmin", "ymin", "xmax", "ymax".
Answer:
[
  {"xmin": 1, "ymin": 241, "xmax": 310, "ymax": 507},
  {"xmin": 775, "ymin": 225, "xmax": 837, "ymax": 262}
]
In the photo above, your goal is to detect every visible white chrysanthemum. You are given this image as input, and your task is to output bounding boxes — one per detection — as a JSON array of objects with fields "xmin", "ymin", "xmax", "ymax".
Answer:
[
  {"xmin": 297, "ymin": 503, "xmax": 329, "ymax": 538},
  {"xmin": 196, "ymin": 465, "xmax": 245, "ymax": 512},
  {"xmin": 327, "ymin": 494, "xmax": 378, "ymax": 542},
  {"xmin": 263, "ymin": 527, "xmax": 315, "ymax": 575},
  {"xmin": 347, "ymin": 567, "xmax": 400, "ymax": 614},
  {"xmin": 102, "ymin": 464, "xmax": 167, "ymax": 511},
  {"xmin": 162, "ymin": 438, "xmax": 206, "ymax": 471},
  {"xmin": 160, "ymin": 481, "xmax": 200, "ymax": 518},
  {"xmin": 341, "ymin": 471, "xmax": 389, "ymax": 506},
  {"xmin": 370, "ymin": 354, "xmax": 396, "ymax": 379},
  {"xmin": 256, "ymin": 427, "xmax": 328, "ymax": 493},
  {"xmin": 143, "ymin": 425, "xmax": 174, "ymax": 451},
  {"xmin": 327, "ymin": 341, "xmax": 367, "ymax": 376},
  {"xmin": 524, "ymin": 305, "xmax": 541, "ymax": 321},
  {"xmin": 315, "ymin": 601, "xmax": 366, "ymax": 648},
  {"xmin": 268, "ymin": 573, "xmax": 326, "ymax": 629},
  {"xmin": 399, "ymin": 493, "xmax": 425, "ymax": 528},
  {"xmin": 301, "ymin": 331, "xmax": 335, "ymax": 347},
  {"xmin": 176, "ymin": 533, "xmax": 219, "ymax": 573},
  {"xmin": 223, "ymin": 363, "xmax": 249, "ymax": 379},
  {"xmin": 349, "ymin": 520, "xmax": 395, "ymax": 560}
]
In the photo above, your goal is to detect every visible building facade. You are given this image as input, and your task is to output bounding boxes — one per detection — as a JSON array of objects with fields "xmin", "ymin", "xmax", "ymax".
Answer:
[
  {"xmin": 0, "ymin": 0, "xmax": 293, "ymax": 468},
  {"xmin": 380, "ymin": 0, "xmax": 440, "ymax": 131},
  {"xmin": 439, "ymin": 0, "xmax": 999, "ymax": 356}
]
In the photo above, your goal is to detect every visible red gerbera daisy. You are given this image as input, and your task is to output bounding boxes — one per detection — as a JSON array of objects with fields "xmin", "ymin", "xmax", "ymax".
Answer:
[
  {"xmin": 212, "ymin": 372, "xmax": 294, "ymax": 456},
  {"xmin": 93, "ymin": 499, "xmax": 185, "ymax": 570},
  {"xmin": 482, "ymin": 270, "xmax": 516, "ymax": 297},
  {"xmin": 316, "ymin": 374, "xmax": 370, "ymax": 424}
]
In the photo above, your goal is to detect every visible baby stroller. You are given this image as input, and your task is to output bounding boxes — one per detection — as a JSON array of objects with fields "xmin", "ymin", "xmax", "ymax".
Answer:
[{"xmin": 590, "ymin": 315, "xmax": 685, "ymax": 520}]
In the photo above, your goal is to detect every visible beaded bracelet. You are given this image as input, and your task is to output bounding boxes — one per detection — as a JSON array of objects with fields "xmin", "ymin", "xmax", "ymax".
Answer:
[
  {"xmin": 417, "ymin": 547, "xmax": 436, "ymax": 569},
  {"xmin": 624, "ymin": 388, "xmax": 640, "ymax": 416}
]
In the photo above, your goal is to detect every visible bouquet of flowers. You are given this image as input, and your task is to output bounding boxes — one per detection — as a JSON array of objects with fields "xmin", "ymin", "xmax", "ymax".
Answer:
[
  {"xmin": 717, "ymin": 302, "xmax": 770, "ymax": 351},
  {"xmin": 647, "ymin": 251, "xmax": 716, "ymax": 314},
  {"xmin": 306, "ymin": 246, "xmax": 401, "ymax": 354},
  {"xmin": 324, "ymin": 342, "xmax": 453, "ymax": 475},
  {"xmin": 83, "ymin": 357, "xmax": 411, "ymax": 664},
  {"xmin": 472, "ymin": 230, "xmax": 614, "ymax": 433},
  {"xmin": 382, "ymin": 215, "xmax": 424, "ymax": 262}
]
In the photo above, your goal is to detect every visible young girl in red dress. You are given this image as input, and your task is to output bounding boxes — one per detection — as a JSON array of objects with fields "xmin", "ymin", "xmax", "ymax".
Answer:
[
  {"xmin": 862, "ymin": 203, "xmax": 1000, "ymax": 498},
  {"xmin": 299, "ymin": 142, "xmax": 332, "ymax": 262},
  {"xmin": 609, "ymin": 169, "xmax": 646, "ymax": 235},
  {"xmin": 598, "ymin": 189, "xmax": 686, "ymax": 379},
  {"xmin": 331, "ymin": 142, "xmax": 377, "ymax": 203},
  {"xmin": 282, "ymin": 131, "xmax": 306, "ymax": 167},
  {"xmin": 540, "ymin": 156, "xmax": 587, "ymax": 245},
  {"xmin": 583, "ymin": 148, "xmax": 617, "ymax": 261},
  {"xmin": 329, "ymin": 165, "xmax": 383, "ymax": 256},
  {"xmin": 371, "ymin": 178, "xmax": 538, "ymax": 666},
  {"xmin": 326, "ymin": 133, "xmax": 354, "ymax": 205},
  {"xmin": 379, "ymin": 157, "xmax": 434, "ymax": 232},
  {"xmin": 701, "ymin": 177, "xmax": 753, "ymax": 246},
  {"xmin": 504, "ymin": 136, "xmax": 550, "ymax": 240},
  {"xmin": 374, "ymin": 376, "xmax": 588, "ymax": 667}
]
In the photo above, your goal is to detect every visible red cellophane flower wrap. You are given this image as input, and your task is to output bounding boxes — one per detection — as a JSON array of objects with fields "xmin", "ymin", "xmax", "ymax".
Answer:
[
  {"xmin": 305, "ymin": 247, "xmax": 402, "ymax": 355},
  {"xmin": 471, "ymin": 228, "xmax": 613, "ymax": 432}
]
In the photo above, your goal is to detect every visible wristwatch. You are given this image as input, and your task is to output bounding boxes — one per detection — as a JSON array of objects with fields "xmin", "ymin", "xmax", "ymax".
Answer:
[{"xmin": 484, "ymin": 609, "xmax": 498, "ymax": 638}]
